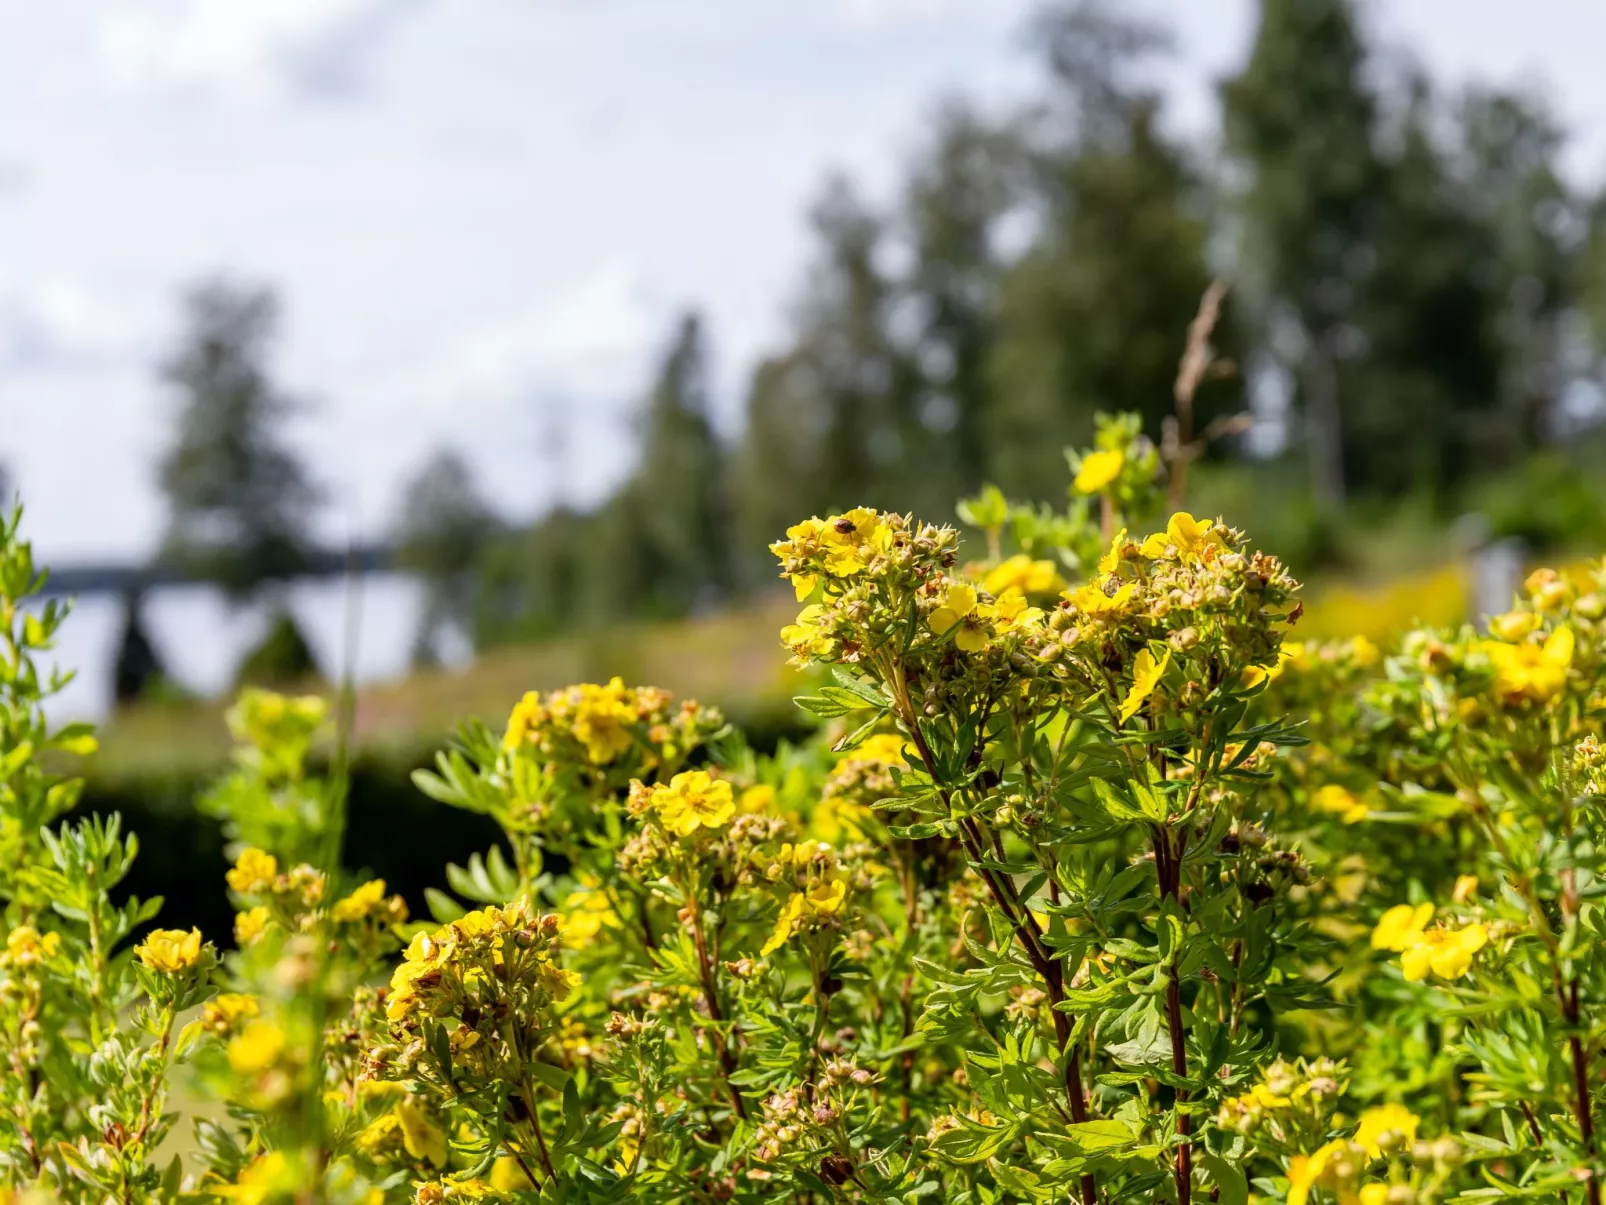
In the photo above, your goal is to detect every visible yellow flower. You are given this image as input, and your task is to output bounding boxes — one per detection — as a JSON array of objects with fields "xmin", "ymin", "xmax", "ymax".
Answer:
[
  {"xmin": 228, "ymin": 1020, "xmax": 286, "ymax": 1074},
  {"xmin": 215, "ymin": 1152, "xmax": 291, "ymax": 1205},
  {"xmin": 396, "ymin": 1097, "xmax": 448, "ymax": 1168},
  {"xmin": 818, "ymin": 508, "xmax": 889, "ymax": 576},
  {"xmin": 1245, "ymin": 1082, "xmax": 1292, "ymax": 1110},
  {"xmin": 1399, "ymin": 923, "xmax": 1487, "ymax": 981},
  {"xmin": 1527, "ymin": 567, "xmax": 1574, "ymax": 611},
  {"xmin": 1140, "ymin": 512, "xmax": 1224, "ymax": 562},
  {"xmin": 572, "ymin": 678, "xmax": 637, "ymax": 764},
  {"xmin": 1483, "ymin": 627, "xmax": 1573, "ymax": 704},
  {"xmin": 490, "ymin": 1157, "xmax": 534, "ymax": 1192},
  {"xmin": 762, "ymin": 878, "xmax": 849, "ymax": 956},
  {"xmin": 559, "ymin": 886, "xmax": 618, "ymax": 949},
  {"xmin": 1244, "ymin": 641, "xmax": 1302, "ymax": 689},
  {"xmin": 4, "ymin": 926, "xmax": 60, "ymax": 968},
  {"xmin": 651, "ymin": 770, "xmax": 736, "ymax": 836},
  {"xmin": 135, "ymin": 927, "xmax": 203, "ymax": 974},
  {"xmin": 502, "ymin": 691, "xmax": 545, "ymax": 751},
  {"xmin": 235, "ymin": 906, "xmax": 271, "ymax": 945},
  {"xmin": 739, "ymin": 784, "xmax": 776, "ymax": 813},
  {"xmin": 852, "ymin": 733, "xmax": 910, "ymax": 765},
  {"xmin": 1067, "ymin": 579, "xmax": 1137, "ymax": 617},
  {"xmin": 1118, "ymin": 648, "xmax": 1171, "ymax": 723},
  {"xmin": 1286, "ymin": 1140, "xmax": 1343, "ymax": 1205},
  {"xmin": 985, "ymin": 587, "xmax": 1042, "ymax": 634},
  {"xmin": 981, "ymin": 555, "xmax": 1063, "ymax": 597},
  {"xmin": 539, "ymin": 963, "xmax": 582, "ymax": 1001},
  {"xmin": 763, "ymin": 894, "xmax": 808, "ymax": 957},
  {"xmin": 1097, "ymin": 530, "xmax": 1127, "ymax": 576},
  {"xmin": 1487, "ymin": 609, "xmax": 1541, "ymax": 642},
  {"xmin": 1452, "ymin": 874, "xmax": 1479, "ymax": 903},
  {"xmin": 1313, "ymin": 784, "xmax": 1370, "ymax": 824},
  {"xmin": 930, "ymin": 583, "xmax": 991, "ymax": 652},
  {"xmin": 781, "ymin": 605, "xmax": 834, "ymax": 659},
  {"xmin": 1353, "ymin": 1103, "xmax": 1420, "ymax": 1157},
  {"xmin": 805, "ymin": 876, "xmax": 848, "ymax": 916},
  {"xmin": 1371, "ymin": 903, "xmax": 1433, "ymax": 952},
  {"xmin": 203, "ymin": 993, "xmax": 260, "ymax": 1034},
  {"xmin": 226, "ymin": 847, "xmax": 278, "ymax": 894},
  {"xmin": 1074, "ymin": 448, "xmax": 1125, "ymax": 494},
  {"xmin": 1350, "ymin": 635, "xmax": 1380, "ymax": 667},
  {"xmin": 771, "ymin": 518, "xmax": 828, "ymax": 597},
  {"xmin": 331, "ymin": 879, "xmax": 389, "ymax": 923}
]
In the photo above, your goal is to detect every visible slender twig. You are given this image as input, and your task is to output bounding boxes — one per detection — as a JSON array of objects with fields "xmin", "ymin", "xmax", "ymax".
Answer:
[
  {"xmin": 1155, "ymin": 825, "xmax": 1193, "ymax": 1205},
  {"xmin": 686, "ymin": 897, "xmax": 748, "ymax": 1119},
  {"xmin": 886, "ymin": 664, "xmax": 1096, "ymax": 1205}
]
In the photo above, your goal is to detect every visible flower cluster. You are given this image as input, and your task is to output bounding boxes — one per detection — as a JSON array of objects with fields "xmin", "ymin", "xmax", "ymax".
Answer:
[
  {"xmin": 503, "ymin": 677, "xmax": 722, "ymax": 773},
  {"xmin": 1217, "ymin": 1058, "xmax": 1346, "ymax": 1144},
  {"xmin": 750, "ymin": 1057, "xmax": 874, "ymax": 1169},
  {"xmin": 759, "ymin": 840, "xmax": 854, "ymax": 957}
]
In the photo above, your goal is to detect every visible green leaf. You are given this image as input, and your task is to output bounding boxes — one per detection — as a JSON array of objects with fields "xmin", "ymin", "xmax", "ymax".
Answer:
[
  {"xmin": 1060, "ymin": 1119, "xmax": 1136, "ymax": 1155},
  {"xmin": 794, "ymin": 693, "xmax": 855, "ymax": 719},
  {"xmin": 1202, "ymin": 1153, "xmax": 1248, "ymax": 1205}
]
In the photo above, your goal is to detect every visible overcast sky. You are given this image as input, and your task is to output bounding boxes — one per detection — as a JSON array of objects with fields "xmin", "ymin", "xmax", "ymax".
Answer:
[{"xmin": 3, "ymin": 0, "xmax": 1605, "ymax": 563}]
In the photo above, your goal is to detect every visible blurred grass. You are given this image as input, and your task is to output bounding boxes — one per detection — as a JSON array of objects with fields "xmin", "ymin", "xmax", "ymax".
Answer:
[{"xmin": 92, "ymin": 596, "xmax": 809, "ymax": 783}]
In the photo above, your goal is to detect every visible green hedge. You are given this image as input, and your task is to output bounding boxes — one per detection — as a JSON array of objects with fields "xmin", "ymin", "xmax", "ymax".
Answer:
[
  {"xmin": 78, "ymin": 703, "xmax": 814, "ymax": 942},
  {"xmin": 77, "ymin": 752, "xmax": 506, "ymax": 943}
]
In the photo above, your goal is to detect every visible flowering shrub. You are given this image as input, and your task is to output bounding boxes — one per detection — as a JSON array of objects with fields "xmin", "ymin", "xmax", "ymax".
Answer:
[{"xmin": 8, "ymin": 421, "xmax": 1606, "ymax": 1204}]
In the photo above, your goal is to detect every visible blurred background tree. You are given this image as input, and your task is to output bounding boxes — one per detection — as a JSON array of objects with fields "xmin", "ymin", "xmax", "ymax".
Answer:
[
  {"xmin": 1221, "ymin": 0, "xmax": 1385, "ymax": 511},
  {"xmin": 111, "ymin": 584, "xmax": 171, "ymax": 707},
  {"xmin": 392, "ymin": 448, "xmax": 498, "ymax": 667},
  {"xmin": 156, "ymin": 280, "xmax": 323, "ymax": 685},
  {"xmin": 988, "ymin": 1, "xmax": 1233, "ymax": 501},
  {"xmin": 459, "ymin": 0, "xmax": 1606, "ymax": 626},
  {"xmin": 628, "ymin": 312, "xmax": 732, "ymax": 615}
]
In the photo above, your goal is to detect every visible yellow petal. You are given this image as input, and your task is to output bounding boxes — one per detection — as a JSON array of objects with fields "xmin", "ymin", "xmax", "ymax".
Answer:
[
  {"xmin": 1117, "ymin": 648, "xmax": 1171, "ymax": 722},
  {"xmin": 1545, "ymin": 625, "xmax": 1575, "ymax": 668},
  {"xmin": 1074, "ymin": 448, "xmax": 1125, "ymax": 494},
  {"xmin": 1399, "ymin": 943, "xmax": 1432, "ymax": 982},
  {"xmin": 955, "ymin": 625, "xmax": 990, "ymax": 654},
  {"xmin": 1371, "ymin": 903, "xmax": 1430, "ymax": 952},
  {"xmin": 1098, "ymin": 530, "xmax": 1127, "ymax": 576},
  {"xmin": 945, "ymin": 583, "xmax": 978, "ymax": 617}
]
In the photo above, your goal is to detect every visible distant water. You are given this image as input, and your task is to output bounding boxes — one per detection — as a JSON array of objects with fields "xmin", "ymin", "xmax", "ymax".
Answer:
[{"xmin": 38, "ymin": 572, "xmax": 465, "ymax": 720}]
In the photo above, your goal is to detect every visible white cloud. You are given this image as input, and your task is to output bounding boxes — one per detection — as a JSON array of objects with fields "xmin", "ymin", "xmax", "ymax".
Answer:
[
  {"xmin": 307, "ymin": 256, "xmax": 673, "ymax": 531},
  {"xmin": 0, "ymin": 279, "xmax": 160, "ymax": 370},
  {"xmin": 96, "ymin": 0, "xmax": 422, "ymax": 102},
  {"xmin": 398, "ymin": 256, "xmax": 668, "ymax": 415},
  {"xmin": 834, "ymin": 0, "xmax": 968, "ymax": 29}
]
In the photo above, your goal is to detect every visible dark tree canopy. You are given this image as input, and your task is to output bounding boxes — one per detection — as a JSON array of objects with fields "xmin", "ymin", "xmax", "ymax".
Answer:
[{"xmin": 157, "ymin": 281, "xmax": 321, "ymax": 600}]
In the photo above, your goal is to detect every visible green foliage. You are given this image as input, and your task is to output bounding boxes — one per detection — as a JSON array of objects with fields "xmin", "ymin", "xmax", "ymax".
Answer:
[
  {"xmin": 1469, "ymin": 451, "xmax": 1606, "ymax": 550},
  {"xmin": 21, "ymin": 424, "xmax": 1606, "ymax": 1203},
  {"xmin": 0, "ymin": 504, "xmax": 199, "ymax": 1199}
]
